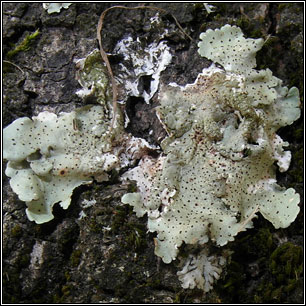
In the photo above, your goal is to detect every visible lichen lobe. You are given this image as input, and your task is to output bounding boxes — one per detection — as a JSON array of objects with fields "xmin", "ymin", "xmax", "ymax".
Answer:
[
  {"xmin": 122, "ymin": 25, "xmax": 301, "ymax": 266},
  {"xmin": 4, "ymin": 105, "xmax": 114, "ymax": 223},
  {"xmin": 3, "ymin": 49, "xmax": 154, "ymax": 224}
]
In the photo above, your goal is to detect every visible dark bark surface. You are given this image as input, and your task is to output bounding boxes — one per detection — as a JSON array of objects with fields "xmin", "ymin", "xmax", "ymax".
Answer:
[{"xmin": 2, "ymin": 3, "xmax": 303, "ymax": 303}]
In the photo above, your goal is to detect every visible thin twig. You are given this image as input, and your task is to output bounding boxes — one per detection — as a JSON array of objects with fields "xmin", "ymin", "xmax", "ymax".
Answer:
[
  {"xmin": 3, "ymin": 60, "xmax": 25, "ymax": 74},
  {"xmin": 97, "ymin": 5, "xmax": 192, "ymax": 129}
]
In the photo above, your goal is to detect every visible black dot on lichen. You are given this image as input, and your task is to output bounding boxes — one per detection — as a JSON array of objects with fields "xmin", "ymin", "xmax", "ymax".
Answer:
[{"xmin": 59, "ymin": 169, "xmax": 67, "ymax": 176}]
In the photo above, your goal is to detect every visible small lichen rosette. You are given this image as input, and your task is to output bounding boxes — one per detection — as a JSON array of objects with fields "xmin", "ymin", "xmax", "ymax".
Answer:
[
  {"xmin": 177, "ymin": 247, "xmax": 227, "ymax": 292},
  {"xmin": 122, "ymin": 25, "xmax": 301, "ymax": 267}
]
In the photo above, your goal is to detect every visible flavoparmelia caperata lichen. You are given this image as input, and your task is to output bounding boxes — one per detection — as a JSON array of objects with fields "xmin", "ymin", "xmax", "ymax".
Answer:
[
  {"xmin": 121, "ymin": 24, "xmax": 301, "ymax": 289},
  {"xmin": 42, "ymin": 3, "xmax": 72, "ymax": 14},
  {"xmin": 3, "ymin": 21, "xmax": 301, "ymax": 292},
  {"xmin": 3, "ymin": 49, "xmax": 153, "ymax": 224}
]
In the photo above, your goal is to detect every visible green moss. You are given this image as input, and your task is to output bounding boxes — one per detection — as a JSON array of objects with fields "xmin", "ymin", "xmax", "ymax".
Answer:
[
  {"xmin": 199, "ymin": 23, "xmax": 207, "ymax": 33},
  {"xmin": 262, "ymin": 35, "xmax": 278, "ymax": 49},
  {"xmin": 284, "ymin": 278, "xmax": 299, "ymax": 293},
  {"xmin": 288, "ymin": 146, "xmax": 303, "ymax": 184},
  {"xmin": 53, "ymin": 275, "xmax": 72, "ymax": 303},
  {"xmin": 11, "ymin": 224, "xmax": 22, "ymax": 238},
  {"xmin": 235, "ymin": 17, "xmax": 251, "ymax": 32},
  {"xmin": 269, "ymin": 242, "xmax": 302, "ymax": 281},
  {"xmin": 2, "ymin": 267, "xmax": 22, "ymax": 303},
  {"xmin": 70, "ymin": 249, "xmax": 82, "ymax": 267},
  {"xmin": 124, "ymin": 225, "xmax": 147, "ymax": 251},
  {"xmin": 52, "ymin": 293, "xmax": 62, "ymax": 303},
  {"xmin": 29, "ymin": 282, "xmax": 50, "ymax": 303},
  {"xmin": 236, "ymin": 228, "xmax": 275, "ymax": 260},
  {"xmin": 109, "ymin": 169, "xmax": 120, "ymax": 183},
  {"xmin": 19, "ymin": 254, "xmax": 30, "ymax": 269},
  {"xmin": 214, "ymin": 3, "xmax": 226, "ymax": 15},
  {"xmin": 278, "ymin": 3, "xmax": 288, "ymax": 11},
  {"xmin": 110, "ymin": 205, "xmax": 131, "ymax": 232},
  {"xmin": 293, "ymin": 148, "xmax": 303, "ymax": 168},
  {"xmin": 146, "ymin": 277, "xmax": 161, "ymax": 288},
  {"xmin": 213, "ymin": 13, "xmax": 222, "ymax": 20},
  {"xmin": 192, "ymin": 3, "xmax": 205, "ymax": 12},
  {"xmin": 220, "ymin": 260, "xmax": 245, "ymax": 297},
  {"xmin": 249, "ymin": 27, "xmax": 262, "ymax": 38},
  {"xmin": 64, "ymin": 271, "xmax": 71, "ymax": 282},
  {"xmin": 61, "ymin": 285, "xmax": 71, "ymax": 296},
  {"xmin": 234, "ymin": 13, "xmax": 268, "ymax": 40},
  {"xmin": 173, "ymin": 293, "xmax": 182, "ymax": 303},
  {"xmin": 88, "ymin": 218, "xmax": 103, "ymax": 233},
  {"xmin": 252, "ymin": 242, "xmax": 303, "ymax": 303},
  {"xmin": 56, "ymin": 224, "xmax": 79, "ymax": 254},
  {"xmin": 218, "ymin": 227, "xmax": 279, "ymax": 302},
  {"xmin": 6, "ymin": 29, "xmax": 40, "ymax": 59}
]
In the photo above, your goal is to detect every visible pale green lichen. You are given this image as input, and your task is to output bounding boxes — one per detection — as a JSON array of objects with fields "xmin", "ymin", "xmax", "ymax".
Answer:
[
  {"xmin": 203, "ymin": 3, "xmax": 216, "ymax": 14},
  {"xmin": 42, "ymin": 3, "xmax": 72, "ymax": 14},
  {"xmin": 4, "ymin": 105, "xmax": 116, "ymax": 223},
  {"xmin": 3, "ymin": 23, "xmax": 301, "ymax": 292},
  {"xmin": 122, "ymin": 24, "xmax": 301, "ymax": 275},
  {"xmin": 3, "ymin": 50, "xmax": 153, "ymax": 224}
]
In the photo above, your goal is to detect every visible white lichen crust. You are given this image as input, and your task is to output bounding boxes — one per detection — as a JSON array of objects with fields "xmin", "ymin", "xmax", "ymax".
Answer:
[
  {"xmin": 113, "ymin": 30, "xmax": 172, "ymax": 104},
  {"xmin": 177, "ymin": 247, "xmax": 227, "ymax": 292},
  {"xmin": 122, "ymin": 25, "xmax": 301, "ymax": 266}
]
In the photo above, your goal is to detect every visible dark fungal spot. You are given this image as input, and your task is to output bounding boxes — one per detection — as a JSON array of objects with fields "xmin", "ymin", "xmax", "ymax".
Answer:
[{"xmin": 59, "ymin": 169, "xmax": 67, "ymax": 176}]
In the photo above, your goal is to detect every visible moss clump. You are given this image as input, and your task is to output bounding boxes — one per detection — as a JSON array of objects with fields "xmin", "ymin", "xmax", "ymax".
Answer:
[
  {"xmin": 108, "ymin": 203, "xmax": 147, "ymax": 251},
  {"xmin": 219, "ymin": 227, "xmax": 303, "ymax": 303},
  {"xmin": 124, "ymin": 222, "xmax": 147, "ymax": 251},
  {"xmin": 110, "ymin": 206, "xmax": 129, "ymax": 232},
  {"xmin": 288, "ymin": 147, "xmax": 303, "ymax": 184},
  {"xmin": 292, "ymin": 148, "xmax": 303, "ymax": 169},
  {"xmin": 61, "ymin": 285, "xmax": 71, "ymax": 296},
  {"xmin": 238, "ymin": 227, "xmax": 275, "ymax": 259},
  {"xmin": 64, "ymin": 271, "xmax": 71, "ymax": 282},
  {"xmin": 269, "ymin": 242, "xmax": 303, "ymax": 283},
  {"xmin": 18, "ymin": 254, "xmax": 31, "ymax": 269},
  {"xmin": 218, "ymin": 227, "xmax": 275, "ymax": 301},
  {"xmin": 69, "ymin": 249, "xmax": 82, "ymax": 267},
  {"xmin": 252, "ymin": 242, "xmax": 303, "ymax": 303},
  {"xmin": 6, "ymin": 29, "xmax": 40, "ymax": 59},
  {"xmin": 11, "ymin": 224, "xmax": 22, "ymax": 238},
  {"xmin": 56, "ymin": 224, "xmax": 79, "ymax": 256},
  {"xmin": 235, "ymin": 16, "xmax": 263, "ymax": 39},
  {"xmin": 278, "ymin": 3, "xmax": 288, "ymax": 11},
  {"xmin": 219, "ymin": 259, "xmax": 246, "ymax": 299},
  {"xmin": 87, "ymin": 219, "xmax": 103, "ymax": 233}
]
